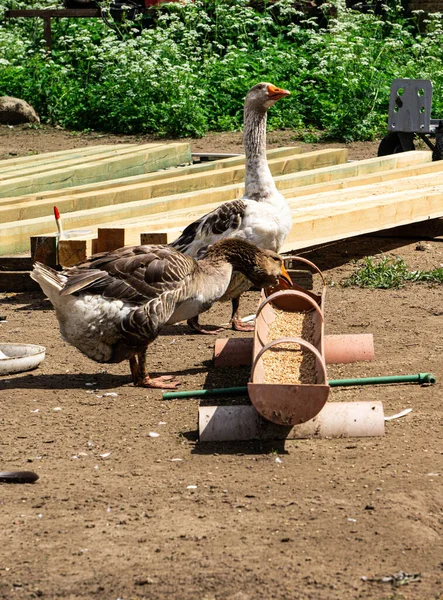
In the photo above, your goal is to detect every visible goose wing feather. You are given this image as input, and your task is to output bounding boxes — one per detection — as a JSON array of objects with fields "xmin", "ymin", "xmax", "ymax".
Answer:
[
  {"xmin": 171, "ymin": 199, "xmax": 247, "ymax": 258},
  {"xmin": 60, "ymin": 245, "xmax": 197, "ymax": 303}
]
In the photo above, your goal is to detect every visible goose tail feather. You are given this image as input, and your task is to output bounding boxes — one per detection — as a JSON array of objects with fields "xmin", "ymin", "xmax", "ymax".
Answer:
[{"xmin": 31, "ymin": 262, "xmax": 66, "ymax": 304}]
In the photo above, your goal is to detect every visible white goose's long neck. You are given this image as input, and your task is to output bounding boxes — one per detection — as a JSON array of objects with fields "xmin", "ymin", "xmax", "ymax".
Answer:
[{"xmin": 244, "ymin": 107, "xmax": 278, "ymax": 201}]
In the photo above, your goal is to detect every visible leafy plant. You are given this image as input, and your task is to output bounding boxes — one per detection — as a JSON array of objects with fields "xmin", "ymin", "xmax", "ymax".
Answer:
[
  {"xmin": 343, "ymin": 255, "xmax": 443, "ymax": 289},
  {"xmin": 1, "ymin": 0, "xmax": 443, "ymax": 138}
]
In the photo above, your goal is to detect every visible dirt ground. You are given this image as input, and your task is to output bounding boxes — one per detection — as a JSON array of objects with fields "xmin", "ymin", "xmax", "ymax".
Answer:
[{"xmin": 0, "ymin": 126, "xmax": 442, "ymax": 600}]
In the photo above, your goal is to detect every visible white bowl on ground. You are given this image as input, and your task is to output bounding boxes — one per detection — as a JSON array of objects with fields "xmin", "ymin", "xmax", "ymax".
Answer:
[{"xmin": 0, "ymin": 343, "xmax": 46, "ymax": 375}]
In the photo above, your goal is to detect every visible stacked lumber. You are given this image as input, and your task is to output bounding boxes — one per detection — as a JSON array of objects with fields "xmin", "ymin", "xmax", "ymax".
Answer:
[
  {"xmin": 2, "ymin": 143, "xmax": 443, "ymax": 295},
  {"xmin": 0, "ymin": 142, "xmax": 192, "ymax": 198},
  {"xmin": 49, "ymin": 149, "xmax": 442, "ymax": 261},
  {"xmin": 0, "ymin": 146, "xmax": 346, "ymax": 256}
]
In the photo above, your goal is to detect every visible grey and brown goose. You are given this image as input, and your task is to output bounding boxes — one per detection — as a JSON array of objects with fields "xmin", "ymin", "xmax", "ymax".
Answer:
[
  {"xmin": 31, "ymin": 238, "xmax": 291, "ymax": 389},
  {"xmin": 170, "ymin": 82, "xmax": 292, "ymax": 333}
]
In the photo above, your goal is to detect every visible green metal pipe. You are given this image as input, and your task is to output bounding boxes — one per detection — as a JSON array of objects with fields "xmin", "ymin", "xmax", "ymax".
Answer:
[
  {"xmin": 328, "ymin": 373, "xmax": 436, "ymax": 387},
  {"xmin": 162, "ymin": 373, "xmax": 436, "ymax": 400}
]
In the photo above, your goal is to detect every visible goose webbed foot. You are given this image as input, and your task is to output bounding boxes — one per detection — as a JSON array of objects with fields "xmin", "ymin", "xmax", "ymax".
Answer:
[
  {"xmin": 187, "ymin": 316, "xmax": 224, "ymax": 335},
  {"xmin": 130, "ymin": 352, "xmax": 181, "ymax": 389},
  {"xmin": 231, "ymin": 318, "xmax": 255, "ymax": 332},
  {"xmin": 137, "ymin": 375, "xmax": 181, "ymax": 389}
]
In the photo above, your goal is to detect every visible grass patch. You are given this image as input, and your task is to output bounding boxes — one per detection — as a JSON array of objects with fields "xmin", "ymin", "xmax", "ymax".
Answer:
[{"xmin": 342, "ymin": 255, "xmax": 443, "ymax": 289}]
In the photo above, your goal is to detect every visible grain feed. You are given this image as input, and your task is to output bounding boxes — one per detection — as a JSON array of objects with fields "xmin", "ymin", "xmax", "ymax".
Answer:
[{"xmin": 263, "ymin": 309, "xmax": 316, "ymax": 384}]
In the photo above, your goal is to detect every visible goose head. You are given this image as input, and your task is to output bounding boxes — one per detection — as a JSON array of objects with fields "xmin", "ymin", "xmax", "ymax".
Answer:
[
  {"xmin": 205, "ymin": 239, "xmax": 292, "ymax": 289},
  {"xmin": 245, "ymin": 82, "xmax": 291, "ymax": 113}
]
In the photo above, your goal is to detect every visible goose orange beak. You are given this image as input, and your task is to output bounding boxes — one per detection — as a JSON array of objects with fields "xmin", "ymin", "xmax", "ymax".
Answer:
[
  {"xmin": 279, "ymin": 264, "xmax": 293, "ymax": 288},
  {"xmin": 267, "ymin": 84, "xmax": 291, "ymax": 100}
]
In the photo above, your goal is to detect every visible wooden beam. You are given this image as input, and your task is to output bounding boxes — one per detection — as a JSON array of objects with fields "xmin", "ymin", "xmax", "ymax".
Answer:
[
  {"xmin": 0, "ymin": 143, "xmax": 164, "ymax": 182},
  {"xmin": 1, "ymin": 150, "xmax": 439, "ymax": 256},
  {"xmin": 283, "ymin": 153, "xmax": 440, "ymax": 199},
  {"xmin": 5, "ymin": 9, "xmax": 102, "ymax": 17},
  {"xmin": 0, "ymin": 256, "xmax": 32, "ymax": 271},
  {"xmin": 281, "ymin": 186, "xmax": 443, "ymax": 253},
  {"xmin": 0, "ymin": 271, "xmax": 40, "ymax": 293},
  {"xmin": 0, "ymin": 144, "xmax": 135, "ymax": 173},
  {"xmin": 0, "ymin": 146, "xmax": 301, "ymax": 207},
  {"xmin": 275, "ymin": 150, "xmax": 432, "ymax": 192},
  {"xmin": 0, "ymin": 143, "xmax": 191, "ymax": 198},
  {"xmin": 0, "ymin": 149, "xmax": 337, "ymax": 223},
  {"xmin": 285, "ymin": 167, "xmax": 443, "ymax": 211}
]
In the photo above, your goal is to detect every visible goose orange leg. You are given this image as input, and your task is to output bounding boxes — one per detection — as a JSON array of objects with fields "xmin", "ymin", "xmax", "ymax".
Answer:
[
  {"xmin": 231, "ymin": 297, "xmax": 255, "ymax": 332},
  {"xmin": 130, "ymin": 351, "xmax": 180, "ymax": 389}
]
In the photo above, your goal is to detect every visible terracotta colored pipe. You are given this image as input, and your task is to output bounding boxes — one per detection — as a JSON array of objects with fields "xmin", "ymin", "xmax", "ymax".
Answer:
[
  {"xmin": 324, "ymin": 333, "xmax": 375, "ymax": 364},
  {"xmin": 213, "ymin": 333, "xmax": 375, "ymax": 368}
]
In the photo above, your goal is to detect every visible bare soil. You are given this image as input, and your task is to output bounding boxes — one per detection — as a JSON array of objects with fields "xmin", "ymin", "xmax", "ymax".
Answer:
[{"xmin": 0, "ymin": 126, "xmax": 442, "ymax": 600}]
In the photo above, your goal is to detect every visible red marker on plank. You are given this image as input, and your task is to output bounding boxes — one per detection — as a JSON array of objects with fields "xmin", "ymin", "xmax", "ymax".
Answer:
[{"xmin": 54, "ymin": 206, "xmax": 65, "ymax": 240}]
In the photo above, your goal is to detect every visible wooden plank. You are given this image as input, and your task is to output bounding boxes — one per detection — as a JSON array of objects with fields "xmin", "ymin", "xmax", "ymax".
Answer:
[
  {"xmin": 0, "ymin": 144, "xmax": 136, "ymax": 173},
  {"xmin": 281, "ymin": 186, "xmax": 443, "ymax": 253},
  {"xmin": 0, "ymin": 148, "xmax": 429, "ymax": 214},
  {"xmin": 284, "ymin": 168, "xmax": 443, "ymax": 211},
  {"xmin": 0, "ymin": 271, "xmax": 40, "ymax": 293},
  {"xmin": 6, "ymin": 9, "xmax": 101, "ymax": 17},
  {"xmin": 0, "ymin": 143, "xmax": 164, "ymax": 180},
  {"xmin": 0, "ymin": 149, "xmax": 335, "ymax": 223},
  {"xmin": 275, "ymin": 151, "xmax": 432, "ymax": 192},
  {"xmin": 0, "ymin": 146, "xmax": 302, "ymax": 208},
  {"xmin": 283, "ymin": 154, "xmax": 443, "ymax": 199},
  {"xmin": 0, "ymin": 256, "xmax": 33, "ymax": 271},
  {"xmin": 0, "ymin": 143, "xmax": 191, "ymax": 198},
  {"xmin": 65, "ymin": 155, "xmax": 443, "ymax": 244},
  {"xmin": 1, "ymin": 151, "xmax": 436, "ymax": 255},
  {"xmin": 0, "ymin": 153, "xmax": 424, "ymax": 254},
  {"xmin": 104, "ymin": 186, "xmax": 443, "ymax": 256}
]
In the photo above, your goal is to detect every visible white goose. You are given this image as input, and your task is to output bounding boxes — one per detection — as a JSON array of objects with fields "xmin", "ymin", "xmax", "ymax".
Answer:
[
  {"xmin": 31, "ymin": 239, "xmax": 291, "ymax": 389},
  {"xmin": 170, "ymin": 82, "xmax": 292, "ymax": 333}
]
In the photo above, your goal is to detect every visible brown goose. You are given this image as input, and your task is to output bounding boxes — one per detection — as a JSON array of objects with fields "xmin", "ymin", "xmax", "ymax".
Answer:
[
  {"xmin": 170, "ymin": 82, "xmax": 291, "ymax": 333},
  {"xmin": 31, "ymin": 238, "xmax": 291, "ymax": 389}
]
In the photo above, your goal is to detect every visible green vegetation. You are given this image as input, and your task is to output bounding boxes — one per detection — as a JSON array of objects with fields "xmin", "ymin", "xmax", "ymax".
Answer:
[
  {"xmin": 1, "ymin": 1, "xmax": 443, "ymax": 138},
  {"xmin": 343, "ymin": 254, "xmax": 443, "ymax": 289}
]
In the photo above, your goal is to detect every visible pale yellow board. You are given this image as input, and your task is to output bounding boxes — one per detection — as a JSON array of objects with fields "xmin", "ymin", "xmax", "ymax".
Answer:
[
  {"xmin": 78, "ymin": 154, "xmax": 442, "ymax": 236},
  {"xmin": 132, "ymin": 186, "xmax": 443, "ymax": 254},
  {"xmin": 0, "ymin": 149, "xmax": 344, "ymax": 223},
  {"xmin": 0, "ymin": 143, "xmax": 163, "ymax": 179},
  {"xmin": 0, "ymin": 144, "xmax": 136, "ymax": 173},
  {"xmin": 0, "ymin": 146, "xmax": 301, "ymax": 207},
  {"xmin": 0, "ymin": 143, "xmax": 192, "ymax": 198},
  {"xmin": 0, "ymin": 150, "xmax": 437, "ymax": 255},
  {"xmin": 281, "ymin": 187, "xmax": 443, "ymax": 252}
]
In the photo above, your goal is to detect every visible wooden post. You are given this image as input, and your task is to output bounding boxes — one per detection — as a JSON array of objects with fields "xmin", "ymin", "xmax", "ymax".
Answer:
[
  {"xmin": 43, "ymin": 16, "xmax": 52, "ymax": 50},
  {"xmin": 58, "ymin": 238, "xmax": 96, "ymax": 267},
  {"xmin": 30, "ymin": 235, "xmax": 58, "ymax": 267},
  {"xmin": 96, "ymin": 228, "xmax": 126, "ymax": 253}
]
